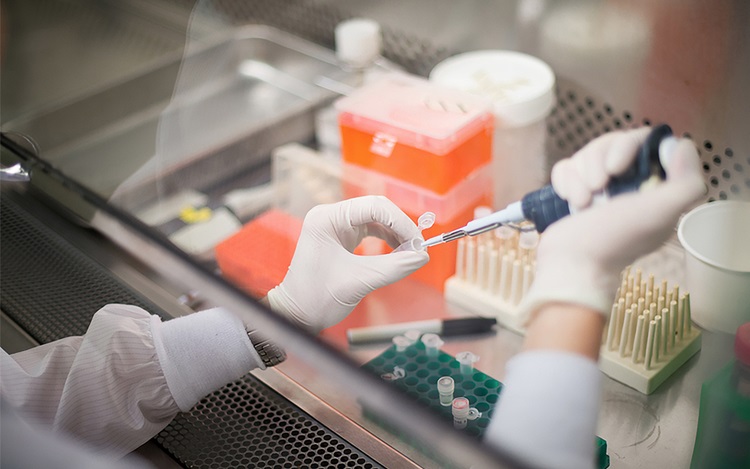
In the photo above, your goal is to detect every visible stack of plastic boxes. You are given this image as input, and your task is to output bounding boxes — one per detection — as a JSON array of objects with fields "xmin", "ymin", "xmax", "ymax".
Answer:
[{"xmin": 335, "ymin": 73, "xmax": 495, "ymax": 290}]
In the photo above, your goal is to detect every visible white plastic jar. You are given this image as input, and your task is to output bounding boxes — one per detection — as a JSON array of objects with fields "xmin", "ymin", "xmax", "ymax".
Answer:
[{"xmin": 430, "ymin": 50, "xmax": 555, "ymax": 209}]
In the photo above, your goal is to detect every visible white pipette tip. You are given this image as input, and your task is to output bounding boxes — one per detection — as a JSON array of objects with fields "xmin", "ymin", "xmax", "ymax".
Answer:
[{"xmin": 421, "ymin": 235, "xmax": 444, "ymax": 248}]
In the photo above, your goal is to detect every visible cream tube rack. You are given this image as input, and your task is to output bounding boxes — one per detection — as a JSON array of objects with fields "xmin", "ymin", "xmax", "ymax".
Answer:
[
  {"xmin": 444, "ymin": 226, "xmax": 701, "ymax": 394},
  {"xmin": 599, "ymin": 267, "xmax": 701, "ymax": 394},
  {"xmin": 444, "ymin": 226, "xmax": 537, "ymax": 334}
]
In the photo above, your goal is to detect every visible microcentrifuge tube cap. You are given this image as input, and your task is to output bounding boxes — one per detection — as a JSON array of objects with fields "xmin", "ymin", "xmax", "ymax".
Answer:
[
  {"xmin": 417, "ymin": 212, "xmax": 436, "ymax": 230},
  {"xmin": 421, "ymin": 333, "xmax": 444, "ymax": 356}
]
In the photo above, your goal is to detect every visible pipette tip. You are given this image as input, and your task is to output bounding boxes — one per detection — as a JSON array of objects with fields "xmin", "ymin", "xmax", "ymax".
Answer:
[{"xmin": 421, "ymin": 235, "xmax": 444, "ymax": 248}]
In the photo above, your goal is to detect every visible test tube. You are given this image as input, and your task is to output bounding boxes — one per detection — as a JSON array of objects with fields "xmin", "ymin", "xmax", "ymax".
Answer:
[
  {"xmin": 392, "ymin": 335, "xmax": 411, "ymax": 352},
  {"xmin": 518, "ymin": 230, "xmax": 539, "ymax": 262},
  {"xmin": 452, "ymin": 397, "xmax": 470, "ymax": 429},
  {"xmin": 456, "ymin": 351, "xmax": 479, "ymax": 376},
  {"xmin": 493, "ymin": 225, "xmax": 517, "ymax": 249},
  {"xmin": 437, "ymin": 376, "xmax": 455, "ymax": 406},
  {"xmin": 404, "ymin": 329, "xmax": 422, "ymax": 345},
  {"xmin": 395, "ymin": 212, "xmax": 436, "ymax": 252},
  {"xmin": 421, "ymin": 333, "xmax": 444, "ymax": 357},
  {"xmin": 451, "ymin": 397, "xmax": 481, "ymax": 429}
]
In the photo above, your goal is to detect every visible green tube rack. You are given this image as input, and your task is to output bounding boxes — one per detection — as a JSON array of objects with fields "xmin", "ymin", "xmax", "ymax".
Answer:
[{"xmin": 363, "ymin": 341, "xmax": 610, "ymax": 469}]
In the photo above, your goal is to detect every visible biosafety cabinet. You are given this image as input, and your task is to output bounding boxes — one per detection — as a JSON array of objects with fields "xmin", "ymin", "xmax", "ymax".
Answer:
[{"xmin": 2, "ymin": 1, "xmax": 748, "ymax": 468}]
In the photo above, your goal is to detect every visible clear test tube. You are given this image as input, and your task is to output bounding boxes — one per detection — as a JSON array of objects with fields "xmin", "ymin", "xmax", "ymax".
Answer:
[
  {"xmin": 493, "ymin": 225, "xmax": 517, "ymax": 252},
  {"xmin": 518, "ymin": 230, "xmax": 539, "ymax": 263},
  {"xmin": 392, "ymin": 335, "xmax": 412, "ymax": 352},
  {"xmin": 451, "ymin": 397, "xmax": 481, "ymax": 429},
  {"xmin": 403, "ymin": 329, "xmax": 422, "ymax": 345},
  {"xmin": 395, "ymin": 211, "xmax": 435, "ymax": 252},
  {"xmin": 421, "ymin": 333, "xmax": 444, "ymax": 357},
  {"xmin": 437, "ymin": 376, "xmax": 455, "ymax": 406},
  {"xmin": 456, "ymin": 351, "xmax": 480, "ymax": 376}
]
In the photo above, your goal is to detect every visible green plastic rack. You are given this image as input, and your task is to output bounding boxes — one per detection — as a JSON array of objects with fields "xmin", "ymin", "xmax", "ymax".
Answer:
[{"xmin": 363, "ymin": 341, "xmax": 610, "ymax": 469}]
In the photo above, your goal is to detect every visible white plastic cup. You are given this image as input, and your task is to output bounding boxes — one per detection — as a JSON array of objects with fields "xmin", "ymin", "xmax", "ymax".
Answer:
[{"xmin": 677, "ymin": 201, "xmax": 750, "ymax": 334}]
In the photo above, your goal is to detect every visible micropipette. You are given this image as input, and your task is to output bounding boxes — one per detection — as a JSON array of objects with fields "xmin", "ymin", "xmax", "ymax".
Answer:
[{"xmin": 422, "ymin": 124, "xmax": 675, "ymax": 247}]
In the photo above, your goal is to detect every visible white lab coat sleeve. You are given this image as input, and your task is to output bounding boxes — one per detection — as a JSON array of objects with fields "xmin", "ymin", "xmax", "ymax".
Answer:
[
  {"xmin": 1, "ymin": 303, "xmax": 263, "ymax": 458},
  {"xmin": 484, "ymin": 350, "xmax": 602, "ymax": 469}
]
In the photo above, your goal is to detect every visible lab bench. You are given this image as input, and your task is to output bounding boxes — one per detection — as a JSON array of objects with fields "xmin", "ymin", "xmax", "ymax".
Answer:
[{"xmin": 2, "ymin": 1, "xmax": 748, "ymax": 468}]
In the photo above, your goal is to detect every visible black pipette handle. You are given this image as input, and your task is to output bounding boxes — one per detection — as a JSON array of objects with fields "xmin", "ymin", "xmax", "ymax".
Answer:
[{"xmin": 521, "ymin": 124, "xmax": 673, "ymax": 233}]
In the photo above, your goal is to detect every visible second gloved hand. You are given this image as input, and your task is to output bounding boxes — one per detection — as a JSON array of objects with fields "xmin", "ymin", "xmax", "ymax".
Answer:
[
  {"xmin": 267, "ymin": 196, "xmax": 429, "ymax": 333},
  {"xmin": 520, "ymin": 128, "xmax": 706, "ymax": 322}
]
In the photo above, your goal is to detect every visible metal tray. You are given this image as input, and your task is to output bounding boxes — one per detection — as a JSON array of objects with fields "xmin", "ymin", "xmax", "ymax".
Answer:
[{"xmin": 4, "ymin": 24, "xmax": 356, "ymax": 217}]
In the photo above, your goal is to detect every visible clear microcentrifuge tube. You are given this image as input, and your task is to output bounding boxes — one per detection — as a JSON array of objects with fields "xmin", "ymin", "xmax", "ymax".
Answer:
[
  {"xmin": 493, "ymin": 225, "xmax": 517, "ymax": 249},
  {"xmin": 518, "ymin": 230, "xmax": 540, "ymax": 262},
  {"xmin": 437, "ymin": 376, "xmax": 455, "ymax": 406},
  {"xmin": 451, "ymin": 397, "xmax": 481, "ymax": 429},
  {"xmin": 421, "ymin": 333, "xmax": 444, "ymax": 357},
  {"xmin": 392, "ymin": 335, "xmax": 412, "ymax": 352},
  {"xmin": 456, "ymin": 351, "xmax": 479, "ymax": 376},
  {"xmin": 404, "ymin": 329, "xmax": 422, "ymax": 344},
  {"xmin": 394, "ymin": 212, "xmax": 435, "ymax": 252}
]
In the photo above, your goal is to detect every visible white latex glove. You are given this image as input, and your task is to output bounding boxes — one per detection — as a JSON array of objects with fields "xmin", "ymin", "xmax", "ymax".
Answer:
[
  {"xmin": 520, "ymin": 127, "xmax": 706, "ymax": 321},
  {"xmin": 267, "ymin": 196, "xmax": 429, "ymax": 333}
]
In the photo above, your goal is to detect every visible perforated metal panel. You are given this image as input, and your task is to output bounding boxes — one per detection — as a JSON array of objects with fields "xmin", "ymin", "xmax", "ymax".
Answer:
[
  {"xmin": 0, "ymin": 194, "xmax": 171, "ymax": 342},
  {"xmin": 0, "ymin": 193, "xmax": 383, "ymax": 469},
  {"xmin": 156, "ymin": 378, "xmax": 382, "ymax": 468},
  {"xmin": 546, "ymin": 78, "xmax": 749, "ymax": 204}
]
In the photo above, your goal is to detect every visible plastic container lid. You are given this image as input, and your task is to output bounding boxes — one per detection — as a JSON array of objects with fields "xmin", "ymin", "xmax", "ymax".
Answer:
[
  {"xmin": 335, "ymin": 73, "xmax": 494, "ymax": 155},
  {"xmin": 736, "ymin": 322, "xmax": 750, "ymax": 366},
  {"xmin": 429, "ymin": 50, "xmax": 555, "ymax": 128}
]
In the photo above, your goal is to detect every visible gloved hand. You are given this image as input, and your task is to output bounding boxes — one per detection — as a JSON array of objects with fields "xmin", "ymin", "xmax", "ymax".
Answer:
[
  {"xmin": 520, "ymin": 127, "xmax": 706, "ymax": 321},
  {"xmin": 267, "ymin": 196, "xmax": 429, "ymax": 333}
]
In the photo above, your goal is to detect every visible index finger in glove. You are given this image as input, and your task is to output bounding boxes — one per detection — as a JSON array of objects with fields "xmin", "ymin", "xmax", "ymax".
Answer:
[{"xmin": 345, "ymin": 196, "xmax": 421, "ymax": 244}]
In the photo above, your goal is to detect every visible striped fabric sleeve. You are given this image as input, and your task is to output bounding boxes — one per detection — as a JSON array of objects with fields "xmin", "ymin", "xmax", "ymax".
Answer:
[{"xmin": 1, "ymin": 303, "xmax": 261, "ymax": 458}]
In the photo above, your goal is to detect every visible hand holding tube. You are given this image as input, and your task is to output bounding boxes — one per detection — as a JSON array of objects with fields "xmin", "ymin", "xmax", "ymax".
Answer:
[
  {"xmin": 519, "ymin": 127, "xmax": 706, "ymax": 322},
  {"xmin": 267, "ymin": 196, "xmax": 429, "ymax": 333}
]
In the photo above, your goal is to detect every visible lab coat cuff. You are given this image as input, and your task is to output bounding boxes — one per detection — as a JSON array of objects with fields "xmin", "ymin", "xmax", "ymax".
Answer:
[
  {"xmin": 485, "ymin": 351, "xmax": 602, "ymax": 469},
  {"xmin": 152, "ymin": 308, "xmax": 264, "ymax": 412}
]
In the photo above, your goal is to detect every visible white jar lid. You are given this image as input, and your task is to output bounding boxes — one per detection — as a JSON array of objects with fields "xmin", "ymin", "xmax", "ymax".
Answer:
[{"xmin": 430, "ymin": 50, "xmax": 555, "ymax": 128}]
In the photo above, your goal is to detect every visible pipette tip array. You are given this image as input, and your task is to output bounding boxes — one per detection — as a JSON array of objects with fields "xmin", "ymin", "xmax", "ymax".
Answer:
[
  {"xmin": 444, "ymin": 226, "xmax": 537, "ymax": 333},
  {"xmin": 599, "ymin": 267, "xmax": 701, "ymax": 394}
]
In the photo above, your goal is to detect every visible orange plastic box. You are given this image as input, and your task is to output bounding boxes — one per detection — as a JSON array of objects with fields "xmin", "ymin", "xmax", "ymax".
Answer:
[
  {"xmin": 335, "ymin": 73, "xmax": 494, "ymax": 194},
  {"xmin": 342, "ymin": 163, "xmax": 493, "ymax": 291},
  {"xmin": 215, "ymin": 208, "xmax": 303, "ymax": 298}
]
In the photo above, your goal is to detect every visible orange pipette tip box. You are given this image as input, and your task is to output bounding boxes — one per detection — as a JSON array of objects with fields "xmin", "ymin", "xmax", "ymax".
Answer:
[{"xmin": 336, "ymin": 74, "xmax": 494, "ymax": 195}]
